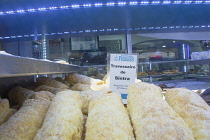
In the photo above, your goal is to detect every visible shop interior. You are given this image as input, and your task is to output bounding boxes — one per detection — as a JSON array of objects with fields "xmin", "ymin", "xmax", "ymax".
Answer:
[
  {"xmin": 0, "ymin": 1, "xmax": 210, "ymax": 139},
  {"xmin": 2, "ymin": 33, "xmax": 210, "ymax": 82}
]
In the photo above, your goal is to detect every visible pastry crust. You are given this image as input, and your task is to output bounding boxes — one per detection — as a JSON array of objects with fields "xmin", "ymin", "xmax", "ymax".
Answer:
[
  {"xmin": 71, "ymin": 83, "xmax": 108, "ymax": 91},
  {"xmin": 34, "ymin": 85, "xmax": 66, "ymax": 94},
  {"xmin": 127, "ymin": 82, "xmax": 194, "ymax": 140},
  {"xmin": 85, "ymin": 93, "xmax": 134, "ymax": 140},
  {"xmin": 8, "ymin": 86, "xmax": 36, "ymax": 106},
  {"xmin": 34, "ymin": 90, "xmax": 83, "ymax": 140},
  {"xmin": 29, "ymin": 91, "xmax": 55, "ymax": 101},
  {"xmin": 65, "ymin": 73, "xmax": 104, "ymax": 85},
  {"xmin": 36, "ymin": 77, "xmax": 69, "ymax": 89},
  {"xmin": 9, "ymin": 86, "xmax": 54, "ymax": 106},
  {"xmin": 55, "ymin": 77, "xmax": 71, "ymax": 87},
  {"xmin": 80, "ymin": 89, "xmax": 112, "ymax": 114},
  {"xmin": 0, "ymin": 99, "xmax": 50, "ymax": 140},
  {"xmin": 135, "ymin": 79, "xmax": 142, "ymax": 83},
  {"xmin": 0, "ymin": 99, "xmax": 10, "ymax": 125},
  {"xmin": 165, "ymin": 88, "xmax": 210, "ymax": 140},
  {"xmin": 0, "ymin": 108, "xmax": 17, "ymax": 125}
]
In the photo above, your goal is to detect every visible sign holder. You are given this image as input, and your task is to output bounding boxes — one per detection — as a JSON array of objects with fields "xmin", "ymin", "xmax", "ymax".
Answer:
[{"xmin": 107, "ymin": 53, "xmax": 138, "ymax": 103}]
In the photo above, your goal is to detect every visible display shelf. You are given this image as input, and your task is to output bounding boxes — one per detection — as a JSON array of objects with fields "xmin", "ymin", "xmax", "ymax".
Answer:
[
  {"xmin": 187, "ymin": 73, "xmax": 208, "ymax": 78},
  {"xmin": 0, "ymin": 54, "xmax": 79, "ymax": 78},
  {"xmin": 147, "ymin": 74, "xmax": 163, "ymax": 77},
  {"xmin": 162, "ymin": 73, "xmax": 185, "ymax": 77},
  {"xmin": 80, "ymin": 65, "xmax": 106, "ymax": 68},
  {"xmin": 138, "ymin": 73, "xmax": 184, "ymax": 78},
  {"xmin": 189, "ymin": 59, "xmax": 210, "ymax": 65},
  {"xmin": 138, "ymin": 60, "xmax": 186, "ymax": 65},
  {"xmin": 137, "ymin": 76, "xmax": 148, "ymax": 78}
]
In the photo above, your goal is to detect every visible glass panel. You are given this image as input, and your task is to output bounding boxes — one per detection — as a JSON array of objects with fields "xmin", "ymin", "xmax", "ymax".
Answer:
[
  {"xmin": 69, "ymin": 36, "xmax": 98, "ymax": 66},
  {"xmin": 191, "ymin": 40, "xmax": 210, "ymax": 60},
  {"xmin": 131, "ymin": 34, "xmax": 195, "ymax": 62},
  {"xmin": 32, "ymin": 40, "xmax": 44, "ymax": 59},
  {"xmin": 99, "ymin": 35, "xmax": 126, "ymax": 53},
  {"xmin": 71, "ymin": 37, "xmax": 97, "ymax": 51},
  {"xmin": 69, "ymin": 34, "xmax": 127, "ymax": 66},
  {"xmin": 47, "ymin": 38, "xmax": 70, "ymax": 62},
  {"xmin": 132, "ymin": 34, "xmax": 210, "ymax": 82},
  {"xmin": 132, "ymin": 34, "xmax": 193, "ymax": 82},
  {"xmin": 78, "ymin": 34, "xmax": 127, "ymax": 78},
  {"xmin": 32, "ymin": 38, "xmax": 71, "ymax": 63}
]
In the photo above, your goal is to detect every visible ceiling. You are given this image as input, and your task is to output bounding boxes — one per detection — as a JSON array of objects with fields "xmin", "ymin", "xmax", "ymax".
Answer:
[{"xmin": 0, "ymin": 0, "xmax": 210, "ymax": 41}]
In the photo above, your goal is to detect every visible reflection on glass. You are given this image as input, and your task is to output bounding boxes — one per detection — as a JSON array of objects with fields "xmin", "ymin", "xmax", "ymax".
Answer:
[
  {"xmin": 71, "ymin": 37, "xmax": 97, "ymax": 51},
  {"xmin": 48, "ymin": 38, "xmax": 70, "ymax": 62},
  {"xmin": 69, "ymin": 36, "xmax": 99, "ymax": 66},
  {"xmin": 99, "ymin": 35, "xmax": 126, "ymax": 53},
  {"xmin": 32, "ymin": 40, "xmax": 44, "ymax": 59},
  {"xmin": 69, "ymin": 35, "xmax": 127, "ymax": 66},
  {"xmin": 132, "ymin": 38, "xmax": 194, "ymax": 61}
]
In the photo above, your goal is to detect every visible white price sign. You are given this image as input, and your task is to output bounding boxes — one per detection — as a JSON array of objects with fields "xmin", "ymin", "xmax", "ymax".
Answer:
[{"xmin": 108, "ymin": 53, "xmax": 138, "ymax": 94}]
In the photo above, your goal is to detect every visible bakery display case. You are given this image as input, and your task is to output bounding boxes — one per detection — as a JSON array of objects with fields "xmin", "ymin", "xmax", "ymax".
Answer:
[
  {"xmin": 0, "ymin": 1, "xmax": 210, "ymax": 139},
  {"xmin": 76, "ymin": 57, "xmax": 210, "ymax": 83},
  {"xmin": 188, "ymin": 59, "xmax": 210, "ymax": 78}
]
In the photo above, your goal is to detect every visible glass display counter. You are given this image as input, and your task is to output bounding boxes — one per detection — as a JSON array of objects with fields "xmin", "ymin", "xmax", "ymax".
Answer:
[
  {"xmin": 137, "ymin": 60, "xmax": 187, "ymax": 82},
  {"xmin": 78, "ymin": 59, "xmax": 210, "ymax": 82},
  {"xmin": 188, "ymin": 59, "xmax": 210, "ymax": 79},
  {"xmin": 80, "ymin": 65, "xmax": 107, "ymax": 79}
]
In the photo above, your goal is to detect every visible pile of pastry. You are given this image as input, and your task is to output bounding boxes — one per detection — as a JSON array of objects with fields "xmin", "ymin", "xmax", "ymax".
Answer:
[{"xmin": 0, "ymin": 73, "xmax": 209, "ymax": 140}]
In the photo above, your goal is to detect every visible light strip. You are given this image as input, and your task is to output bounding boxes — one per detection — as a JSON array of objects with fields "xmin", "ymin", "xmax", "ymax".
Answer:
[
  {"xmin": 42, "ymin": 39, "xmax": 47, "ymax": 59},
  {"xmin": 94, "ymin": 3, "xmax": 104, "ymax": 7},
  {"xmin": 1, "ymin": 25, "xmax": 210, "ymax": 39},
  {"xmin": 0, "ymin": 1, "xmax": 209, "ymax": 16}
]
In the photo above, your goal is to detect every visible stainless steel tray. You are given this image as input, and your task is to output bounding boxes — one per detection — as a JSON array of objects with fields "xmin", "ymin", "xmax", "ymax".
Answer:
[{"xmin": 0, "ymin": 54, "xmax": 79, "ymax": 78}]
